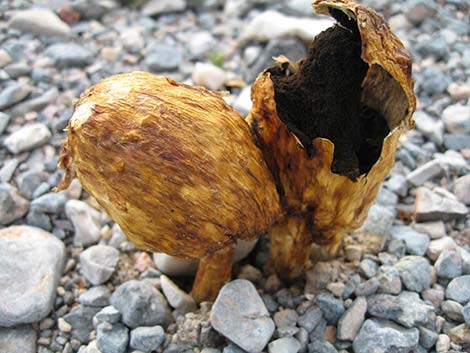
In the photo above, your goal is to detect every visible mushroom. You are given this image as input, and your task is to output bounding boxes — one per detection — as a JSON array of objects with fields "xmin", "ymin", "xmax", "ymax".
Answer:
[
  {"xmin": 55, "ymin": 72, "xmax": 281, "ymax": 302},
  {"xmin": 247, "ymin": 0, "xmax": 416, "ymax": 279}
]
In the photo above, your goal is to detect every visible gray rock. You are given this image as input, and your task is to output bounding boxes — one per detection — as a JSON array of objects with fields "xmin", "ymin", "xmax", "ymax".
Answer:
[
  {"xmin": 308, "ymin": 340, "xmax": 337, "ymax": 353},
  {"xmin": 64, "ymin": 305, "xmax": 101, "ymax": 343},
  {"xmin": 405, "ymin": 0, "xmax": 435, "ymax": 25},
  {"xmin": 0, "ymin": 82, "xmax": 31, "ymax": 110},
  {"xmin": 413, "ymin": 221, "xmax": 446, "ymax": 239},
  {"xmin": 298, "ymin": 306, "xmax": 323, "ymax": 333},
  {"xmin": 375, "ymin": 186, "xmax": 398, "ymax": 208},
  {"xmin": 395, "ymin": 256, "xmax": 432, "ymax": 293},
  {"xmin": 441, "ymin": 300, "xmax": 464, "ymax": 322},
  {"xmin": 419, "ymin": 67, "xmax": 450, "ymax": 96},
  {"xmin": 406, "ymin": 159, "xmax": 445, "ymax": 186},
  {"xmin": 447, "ymin": 323, "xmax": 470, "ymax": 345},
  {"xmin": 359, "ymin": 259, "xmax": 378, "ymax": 278},
  {"xmin": 454, "ymin": 174, "xmax": 470, "ymax": 205},
  {"xmin": 191, "ymin": 62, "xmax": 227, "ymax": 91},
  {"xmin": 0, "ymin": 325, "xmax": 37, "ymax": 353},
  {"xmin": 130, "ymin": 325, "xmax": 165, "ymax": 352},
  {"xmin": 427, "ymin": 236, "xmax": 458, "ymax": 261},
  {"xmin": 356, "ymin": 204, "xmax": 395, "ymax": 254},
  {"xmin": 462, "ymin": 304, "xmax": 470, "ymax": 326},
  {"xmin": 268, "ymin": 337, "xmax": 301, "ymax": 353},
  {"xmin": 314, "ymin": 292, "xmax": 345, "ymax": 325},
  {"xmin": 337, "ymin": 297, "xmax": 367, "ymax": 341},
  {"xmin": 413, "ymin": 111, "xmax": 444, "ymax": 145},
  {"xmin": 97, "ymin": 322, "xmax": 129, "ymax": 353},
  {"xmin": 419, "ymin": 326, "xmax": 438, "ymax": 349},
  {"xmin": 353, "ymin": 319, "xmax": 419, "ymax": 353},
  {"xmin": 435, "ymin": 334, "xmax": 451, "ymax": 353},
  {"xmin": 240, "ymin": 10, "xmax": 333, "ymax": 43},
  {"xmin": 385, "ymin": 174, "xmax": 408, "ymax": 197},
  {"xmin": 10, "ymin": 87, "xmax": 59, "ymax": 117},
  {"xmin": 160, "ymin": 275, "xmax": 196, "ymax": 313},
  {"xmin": 210, "ymin": 279, "xmax": 275, "ymax": 353},
  {"xmin": 9, "ymin": 9, "xmax": 71, "ymax": 37},
  {"xmin": 233, "ymin": 86, "xmax": 253, "ymax": 117},
  {"xmin": 0, "ymin": 183, "xmax": 29, "ymax": 225},
  {"xmin": 66, "ymin": 200, "xmax": 101, "ymax": 246},
  {"xmin": 15, "ymin": 171, "xmax": 46, "ymax": 200},
  {"xmin": 142, "ymin": 0, "xmax": 186, "ymax": 16},
  {"xmin": 94, "ymin": 306, "xmax": 121, "ymax": 324},
  {"xmin": 120, "ymin": 28, "xmax": 145, "ymax": 54},
  {"xmin": 188, "ymin": 31, "xmax": 217, "ymax": 60},
  {"xmin": 355, "ymin": 277, "xmax": 380, "ymax": 297},
  {"xmin": 79, "ymin": 286, "xmax": 111, "ymax": 307},
  {"xmin": 44, "ymin": 43, "xmax": 93, "ymax": 68},
  {"xmin": 80, "ymin": 245, "xmax": 119, "ymax": 285},
  {"xmin": 435, "ymin": 250, "xmax": 462, "ymax": 279},
  {"xmin": 443, "ymin": 104, "xmax": 470, "ymax": 134},
  {"xmin": 71, "ymin": 0, "xmax": 118, "ymax": 20},
  {"xmin": 0, "ymin": 112, "xmax": 10, "ymax": 134},
  {"xmin": 390, "ymin": 225, "xmax": 430, "ymax": 256},
  {"xmin": 396, "ymin": 291, "xmax": 434, "ymax": 328},
  {"xmin": 4, "ymin": 62, "xmax": 31, "ymax": 78},
  {"xmin": 444, "ymin": 133, "xmax": 470, "ymax": 150},
  {"xmin": 145, "ymin": 44, "xmax": 182, "ymax": 72},
  {"xmin": 274, "ymin": 308, "xmax": 298, "ymax": 329},
  {"xmin": 0, "ymin": 226, "xmax": 65, "ymax": 326},
  {"xmin": 30, "ymin": 192, "xmax": 66, "ymax": 214},
  {"xmin": 4, "ymin": 123, "xmax": 51, "ymax": 154},
  {"xmin": 367, "ymin": 294, "xmax": 402, "ymax": 320},
  {"xmin": 376, "ymin": 266, "xmax": 402, "ymax": 295},
  {"xmin": 456, "ymin": 247, "xmax": 470, "ymax": 275},
  {"xmin": 446, "ymin": 275, "xmax": 470, "ymax": 304},
  {"xmin": 110, "ymin": 280, "xmax": 171, "ymax": 328}
]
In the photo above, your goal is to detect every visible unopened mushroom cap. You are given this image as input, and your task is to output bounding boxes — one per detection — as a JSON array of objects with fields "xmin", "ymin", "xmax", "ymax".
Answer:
[
  {"xmin": 247, "ymin": 0, "xmax": 416, "ymax": 244},
  {"xmin": 57, "ymin": 71, "xmax": 281, "ymax": 259}
]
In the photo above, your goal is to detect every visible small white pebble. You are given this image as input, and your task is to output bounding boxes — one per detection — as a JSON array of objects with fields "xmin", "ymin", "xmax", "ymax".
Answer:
[{"xmin": 58, "ymin": 317, "xmax": 72, "ymax": 333}]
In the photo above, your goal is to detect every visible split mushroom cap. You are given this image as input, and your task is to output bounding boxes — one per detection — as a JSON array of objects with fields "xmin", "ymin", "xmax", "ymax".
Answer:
[
  {"xmin": 56, "ymin": 71, "xmax": 281, "ymax": 260},
  {"xmin": 247, "ymin": 0, "xmax": 416, "ymax": 246}
]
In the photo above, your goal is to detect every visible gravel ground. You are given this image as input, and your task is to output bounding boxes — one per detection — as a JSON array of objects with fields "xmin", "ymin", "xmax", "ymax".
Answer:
[{"xmin": 0, "ymin": 0, "xmax": 469, "ymax": 353}]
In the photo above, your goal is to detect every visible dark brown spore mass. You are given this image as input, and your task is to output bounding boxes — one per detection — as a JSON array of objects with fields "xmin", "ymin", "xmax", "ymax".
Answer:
[{"xmin": 269, "ymin": 20, "xmax": 389, "ymax": 181}]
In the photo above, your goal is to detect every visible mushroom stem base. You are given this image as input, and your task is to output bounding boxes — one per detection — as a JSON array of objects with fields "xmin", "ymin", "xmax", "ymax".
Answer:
[
  {"xmin": 191, "ymin": 245, "xmax": 234, "ymax": 302},
  {"xmin": 269, "ymin": 216, "xmax": 312, "ymax": 280}
]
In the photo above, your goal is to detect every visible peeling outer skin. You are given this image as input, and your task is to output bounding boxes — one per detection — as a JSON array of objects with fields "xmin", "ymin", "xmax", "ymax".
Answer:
[
  {"xmin": 56, "ymin": 71, "xmax": 281, "ymax": 260},
  {"xmin": 247, "ymin": 0, "xmax": 416, "ymax": 246}
]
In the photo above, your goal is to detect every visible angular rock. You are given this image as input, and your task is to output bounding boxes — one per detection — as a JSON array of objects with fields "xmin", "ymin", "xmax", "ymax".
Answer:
[
  {"xmin": 210, "ymin": 279, "xmax": 275, "ymax": 353},
  {"xmin": 0, "ymin": 325, "xmax": 37, "ymax": 353},
  {"xmin": 396, "ymin": 291, "xmax": 434, "ymax": 328},
  {"xmin": 160, "ymin": 275, "xmax": 196, "ymax": 313},
  {"xmin": 367, "ymin": 294, "xmax": 402, "ymax": 321},
  {"xmin": 427, "ymin": 236, "xmax": 458, "ymax": 261},
  {"xmin": 4, "ymin": 123, "xmax": 51, "ymax": 154},
  {"xmin": 30, "ymin": 192, "xmax": 66, "ymax": 214},
  {"xmin": 454, "ymin": 174, "xmax": 470, "ymax": 205},
  {"xmin": 64, "ymin": 305, "xmax": 101, "ymax": 343},
  {"xmin": 9, "ymin": 9, "xmax": 71, "ymax": 37},
  {"xmin": 145, "ymin": 44, "xmax": 182, "ymax": 72},
  {"xmin": 415, "ymin": 187, "xmax": 468, "ymax": 221},
  {"xmin": 353, "ymin": 319, "xmax": 419, "ymax": 353},
  {"xmin": 446, "ymin": 275, "xmax": 470, "ymax": 304},
  {"xmin": 80, "ymin": 245, "xmax": 119, "ymax": 285},
  {"xmin": 65, "ymin": 200, "xmax": 101, "ymax": 245},
  {"xmin": 444, "ymin": 133, "xmax": 470, "ymax": 150},
  {"xmin": 456, "ymin": 247, "xmax": 470, "ymax": 275},
  {"xmin": 298, "ymin": 306, "xmax": 323, "ymax": 333},
  {"xmin": 443, "ymin": 104, "xmax": 470, "ymax": 134},
  {"xmin": 308, "ymin": 340, "xmax": 337, "ymax": 353},
  {"xmin": 447, "ymin": 324, "xmax": 470, "ymax": 345},
  {"xmin": 337, "ymin": 297, "xmax": 367, "ymax": 341},
  {"xmin": 10, "ymin": 87, "xmax": 59, "ymax": 117},
  {"xmin": 413, "ymin": 221, "xmax": 446, "ymax": 239},
  {"xmin": 314, "ymin": 292, "xmax": 345, "ymax": 325},
  {"xmin": 436, "ymin": 334, "xmax": 450, "ymax": 353},
  {"xmin": 79, "ymin": 286, "xmax": 111, "ymax": 307},
  {"xmin": 395, "ymin": 256, "xmax": 432, "ymax": 293},
  {"xmin": 376, "ymin": 266, "xmax": 402, "ymax": 295},
  {"xmin": 462, "ymin": 304, "xmax": 470, "ymax": 326},
  {"xmin": 110, "ymin": 280, "xmax": 171, "ymax": 328},
  {"xmin": 97, "ymin": 322, "xmax": 129, "ymax": 353},
  {"xmin": 390, "ymin": 225, "xmax": 430, "ymax": 256},
  {"xmin": 406, "ymin": 159, "xmax": 445, "ymax": 186},
  {"xmin": 0, "ymin": 226, "xmax": 65, "ymax": 327},
  {"xmin": 0, "ymin": 183, "xmax": 29, "ymax": 225},
  {"xmin": 0, "ymin": 112, "xmax": 10, "ymax": 135},
  {"xmin": 94, "ymin": 306, "xmax": 121, "ymax": 324},
  {"xmin": 268, "ymin": 337, "xmax": 301, "ymax": 353},
  {"xmin": 435, "ymin": 250, "xmax": 462, "ymax": 279},
  {"xmin": 413, "ymin": 110, "xmax": 444, "ymax": 145},
  {"xmin": 385, "ymin": 174, "xmax": 408, "ymax": 197},
  {"xmin": 356, "ymin": 204, "xmax": 395, "ymax": 254},
  {"xmin": 130, "ymin": 325, "xmax": 165, "ymax": 352},
  {"xmin": 419, "ymin": 326, "xmax": 438, "ymax": 350},
  {"xmin": 241, "ymin": 10, "xmax": 333, "ymax": 43}
]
